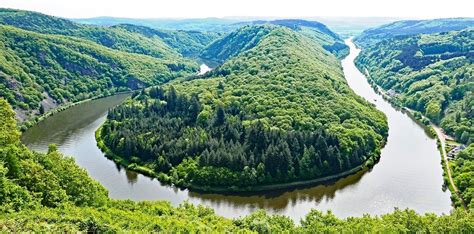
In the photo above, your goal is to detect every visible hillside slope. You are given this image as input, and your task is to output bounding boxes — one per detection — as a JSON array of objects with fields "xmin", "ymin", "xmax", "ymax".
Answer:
[
  {"xmin": 354, "ymin": 18, "xmax": 474, "ymax": 48},
  {"xmin": 112, "ymin": 24, "xmax": 220, "ymax": 57},
  {"xmin": 355, "ymin": 29, "xmax": 473, "ymax": 145},
  {"xmin": 201, "ymin": 20, "xmax": 349, "ymax": 63},
  {"xmin": 0, "ymin": 25, "xmax": 197, "ymax": 123},
  {"xmin": 99, "ymin": 26, "xmax": 388, "ymax": 190},
  {"xmin": 0, "ymin": 8, "xmax": 184, "ymax": 59},
  {"xmin": 245, "ymin": 19, "xmax": 349, "ymax": 58},
  {"xmin": 200, "ymin": 25, "xmax": 273, "ymax": 63}
]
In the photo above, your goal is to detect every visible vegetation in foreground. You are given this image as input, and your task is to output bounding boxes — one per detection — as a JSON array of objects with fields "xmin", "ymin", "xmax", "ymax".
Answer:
[
  {"xmin": 0, "ymin": 97, "xmax": 472, "ymax": 232},
  {"xmin": 99, "ymin": 25, "xmax": 388, "ymax": 191}
]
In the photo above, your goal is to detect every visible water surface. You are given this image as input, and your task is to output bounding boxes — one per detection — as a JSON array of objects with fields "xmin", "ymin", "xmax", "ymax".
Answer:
[{"xmin": 22, "ymin": 40, "xmax": 452, "ymax": 221}]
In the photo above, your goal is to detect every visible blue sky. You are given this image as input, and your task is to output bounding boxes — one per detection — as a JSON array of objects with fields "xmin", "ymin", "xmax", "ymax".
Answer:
[{"xmin": 1, "ymin": 0, "xmax": 473, "ymax": 19}]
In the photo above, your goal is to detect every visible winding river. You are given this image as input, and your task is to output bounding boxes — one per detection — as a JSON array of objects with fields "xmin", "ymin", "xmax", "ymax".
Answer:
[{"xmin": 21, "ymin": 39, "xmax": 452, "ymax": 222}]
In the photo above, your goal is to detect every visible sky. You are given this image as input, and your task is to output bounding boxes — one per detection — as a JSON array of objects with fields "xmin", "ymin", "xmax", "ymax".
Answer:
[{"xmin": 1, "ymin": 0, "xmax": 473, "ymax": 19}]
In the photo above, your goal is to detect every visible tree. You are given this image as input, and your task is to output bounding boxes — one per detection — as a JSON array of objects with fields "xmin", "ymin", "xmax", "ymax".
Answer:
[
  {"xmin": 214, "ymin": 105, "xmax": 226, "ymax": 126},
  {"xmin": 188, "ymin": 95, "xmax": 201, "ymax": 122},
  {"xmin": 425, "ymin": 101, "xmax": 441, "ymax": 122}
]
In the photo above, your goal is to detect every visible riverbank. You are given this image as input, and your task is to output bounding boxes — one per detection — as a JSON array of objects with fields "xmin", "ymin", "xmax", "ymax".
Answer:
[
  {"xmin": 19, "ymin": 90, "xmax": 133, "ymax": 131},
  {"xmin": 357, "ymin": 65, "xmax": 466, "ymax": 209},
  {"xmin": 95, "ymin": 123, "xmax": 383, "ymax": 193},
  {"xmin": 23, "ymin": 40, "xmax": 452, "ymax": 220}
]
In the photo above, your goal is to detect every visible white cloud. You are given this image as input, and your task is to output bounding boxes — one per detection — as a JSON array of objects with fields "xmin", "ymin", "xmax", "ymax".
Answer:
[{"xmin": 1, "ymin": 0, "xmax": 473, "ymax": 19}]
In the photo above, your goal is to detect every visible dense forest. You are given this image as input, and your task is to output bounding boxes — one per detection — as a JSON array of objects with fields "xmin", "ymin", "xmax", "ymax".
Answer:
[
  {"xmin": 99, "ymin": 25, "xmax": 388, "ymax": 191},
  {"xmin": 0, "ymin": 9, "xmax": 201, "ymax": 122},
  {"xmin": 0, "ymin": 8, "xmax": 207, "ymax": 59},
  {"xmin": 1, "ymin": 97, "xmax": 473, "ymax": 232},
  {"xmin": 111, "ymin": 24, "xmax": 220, "ymax": 57},
  {"xmin": 452, "ymin": 144, "xmax": 474, "ymax": 209},
  {"xmin": 355, "ymin": 29, "xmax": 473, "ymax": 145},
  {"xmin": 201, "ymin": 20, "xmax": 349, "ymax": 63}
]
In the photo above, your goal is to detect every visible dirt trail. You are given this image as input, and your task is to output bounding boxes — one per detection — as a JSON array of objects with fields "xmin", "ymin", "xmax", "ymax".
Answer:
[{"xmin": 432, "ymin": 125, "xmax": 467, "ymax": 210}]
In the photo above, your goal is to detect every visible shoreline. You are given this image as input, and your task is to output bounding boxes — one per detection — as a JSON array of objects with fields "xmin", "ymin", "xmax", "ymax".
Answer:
[
  {"xmin": 18, "ymin": 90, "xmax": 133, "ymax": 131},
  {"xmin": 356, "ymin": 64, "xmax": 465, "ymax": 209},
  {"xmin": 95, "ymin": 123, "xmax": 381, "ymax": 194}
]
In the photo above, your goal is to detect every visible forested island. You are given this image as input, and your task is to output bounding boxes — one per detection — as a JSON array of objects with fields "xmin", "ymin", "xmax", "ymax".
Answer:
[
  {"xmin": 98, "ymin": 25, "xmax": 388, "ymax": 191},
  {"xmin": 354, "ymin": 19, "xmax": 473, "ymax": 209}
]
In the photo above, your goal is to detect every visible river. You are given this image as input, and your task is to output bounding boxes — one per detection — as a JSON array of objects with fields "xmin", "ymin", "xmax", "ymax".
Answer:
[{"xmin": 21, "ymin": 39, "xmax": 452, "ymax": 222}]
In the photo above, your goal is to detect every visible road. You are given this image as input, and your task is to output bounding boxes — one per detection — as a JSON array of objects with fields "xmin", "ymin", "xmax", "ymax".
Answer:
[{"xmin": 432, "ymin": 125, "xmax": 467, "ymax": 210}]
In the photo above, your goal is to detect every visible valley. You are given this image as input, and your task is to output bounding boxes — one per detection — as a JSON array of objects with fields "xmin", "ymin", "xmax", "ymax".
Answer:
[
  {"xmin": 21, "ymin": 39, "xmax": 452, "ymax": 222},
  {"xmin": 0, "ymin": 6, "xmax": 473, "ymax": 232}
]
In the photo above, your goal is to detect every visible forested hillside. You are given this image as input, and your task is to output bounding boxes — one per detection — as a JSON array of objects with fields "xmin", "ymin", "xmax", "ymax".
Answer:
[
  {"xmin": 0, "ymin": 9, "xmax": 183, "ymax": 59},
  {"xmin": 244, "ymin": 19, "xmax": 349, "ymax": 58},
  {"xmin": 0, "ymin": 25, "xmax": 197, "ymax": 122},
  {"xmin": 355, "ymin": 29, "xmax": 473, "ymax": 145},
  {"xmin": 355, "ymin": 28, "xmax": 473, "ymax": 209},
  {"xmin": 0, "ymin": 9, "xmax": 198, "ymax": 122},
  {"xmin": 354, "ymin": 18, "xmax": 474, "ymax": 48},
  {"xmin": 112, "ymin": 24, "xmax": 220, "ymax": 57},
  {"xmin": 200, "ymin": 25, "xmax": 273, "ymax": 63},
  {"xmin": 99, "ymin": 25, "xmax": 388, "ymax": 191},
  {"xmin": 1, "ymin": 94, "xmax": 472, "ymax": 232},
  {"xmin": 201, "ymin": 20, "xmax": 349, "ymax": 63}
]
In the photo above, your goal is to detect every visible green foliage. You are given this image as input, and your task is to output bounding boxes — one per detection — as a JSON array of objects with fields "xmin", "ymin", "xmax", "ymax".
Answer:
[
  {"xmin": 113, "ymin": 24, "xmax": 220, "ymax": 57},
  {"xmin": 0, "ymin": 98, "xmax": 108, "ymax": 212},
  {"xmin": 0, "ymin": 96, "xmax": 473, "ymax": 232},
  {"xmin": 356, "ymin": 29, "xmax": 473, "ymax": 145},
  {"xmin": 0, "ymin": 24, "xmax": 197, "ymax": 120},
  {"xmin": 100, "ymin": 26, "xmax": 388, "ymax": 190},
  {"xmin": 451, "ymin": 144, "xmax": 474, "ymax": 209},
  {"xmin": 200, "ymin": 25, "xmax": 274, "ymax": 62},
  {"xmin": 267, "ymin": 19, "xmax": 349, "ymax": 58},
  {"xmin": 0, "ymin": 8, "xmax": 185, "ymax": 60}
]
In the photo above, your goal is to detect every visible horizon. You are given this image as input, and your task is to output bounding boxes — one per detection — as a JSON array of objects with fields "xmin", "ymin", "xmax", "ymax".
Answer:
[{"xmin": 1, "ymin": 0, "xmax": 473, "ymax": 19}]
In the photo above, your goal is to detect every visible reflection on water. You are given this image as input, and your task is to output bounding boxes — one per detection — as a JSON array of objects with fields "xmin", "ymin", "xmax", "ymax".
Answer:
[{"xmin": 21, "ymin": 40, "xmax": 452, "ymax": 222}]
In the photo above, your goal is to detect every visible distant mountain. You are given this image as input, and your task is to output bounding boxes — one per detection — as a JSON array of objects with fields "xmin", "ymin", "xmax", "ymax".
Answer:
[
  {"xmin": 201, "ymin": 19, "xmax": 349, "ymax": 63},
  {"xmin": 111, "ymin": 24, "xmax": 220, "ymax": 57},
  {"xmin": 233, "ymin": 19, "xmax": 349, "ymax": 58},
  {"xmin": 200, "ymin": 25, "xmax": 273, "ymax": 63},
  {"xmin": 354, "ymin": 18, "xmax": 474, "ymax": 48},
  {"xmin": 72, "ymin": 16, "xmax": 242, "ymax": 32},
  {"xmin": 73, "ymin": 17, "xmax": 349, "ymax": 58}
]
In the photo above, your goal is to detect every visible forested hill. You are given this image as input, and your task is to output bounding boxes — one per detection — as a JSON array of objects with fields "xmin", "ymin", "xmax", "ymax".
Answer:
[
  {"xmin": 0, "ymin": 98, "xmax": 472, "ymax": 232},
  {"xmin": 99, "ymin": 25, "xmax": 388, "ymax": 191},
  {"xmin": 201, "ymin": 20, "xmax": 349, "ymax": 63},
  {"xmin": 355, "ymin": 29, "xmax": 473, "ymax": 145},
  {"xmin": 0, "ymin": 8, "xmax": 183, "ymax": 59},
  {"xmin": 240, "ymin": 19, "xmax": 349, "ymax": 58},
  {"xmin": 354, "ymin": 18, "xmax": 474, "ymax": 48},
  {"xmin": 200, "ymin": 25, "xmax": 273, "ymax": 63},
  {"xmin": 111, "ymin": 24, "xmax": 220, "ymax": 57},
  {"xmin": 0, "ymin": 9, "xmax": 198, "ymax": 124}
]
